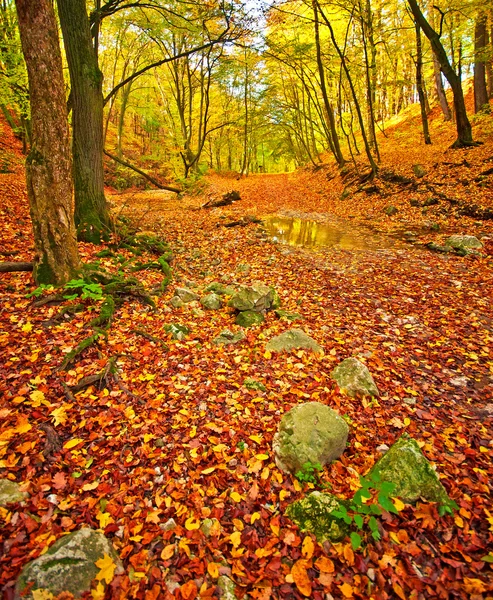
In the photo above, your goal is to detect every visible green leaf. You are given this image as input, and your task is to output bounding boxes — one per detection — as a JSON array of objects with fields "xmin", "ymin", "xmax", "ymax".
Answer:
[
  {"xmin": 481, "ymin": 554, "xmax": 493, "ymax": 563},
  {"xmin": 370, "ymin": 504, "xmax": 382, "ymax": 515},
  {"xmin": 350, "ymin": 532, "xmax": 362, "ymax": 550},
  {"xmin": 379, "ymin": 481, "xmax": 396, "ymax": 495},
  {"xmin": 378, "ymin": 493, "xmax": 398, "ymax": 514},
  {"xmin": 368, "ymin": 516, "xmax": 379, "ymax": 532},
  {"xmin": 354, "ymin": 514, "xmax": 364, "ymax": 529}
]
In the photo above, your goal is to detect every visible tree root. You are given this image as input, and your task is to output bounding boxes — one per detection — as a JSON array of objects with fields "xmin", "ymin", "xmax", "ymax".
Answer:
[
  {"xmin": 68, "ymin": 357, "xmax": 117, "ymax": 392},
  {"xmin": 0, "ymin": 261, "xmax": 33, "ymax": 273},
  {"xmin": 60, "ymin": 332, "xmax": 103, "ymax": 371}
]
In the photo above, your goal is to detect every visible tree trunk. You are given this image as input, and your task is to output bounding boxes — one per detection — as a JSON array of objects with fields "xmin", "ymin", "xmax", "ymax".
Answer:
[
  {"xmin": 415, "ymin": 22, "xmax": 431, "ymax": 144},
  {"xmin": 474, "ymin": 12, "xmax": 490, "ymax": 113},
  {"xmin": 14, "ymin": 0, "xmax": 80, "ymax": 284},
  {"xmin": 58, "ymin": 0, "xmax": 111, "ymax": 243},
  {"xmin": 407, "ymin": 0, "xmax": 473, "ymax": 147}
]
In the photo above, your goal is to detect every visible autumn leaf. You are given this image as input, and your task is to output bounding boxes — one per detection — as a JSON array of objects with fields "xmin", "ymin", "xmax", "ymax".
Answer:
[
  {"xmin": 291, "ymin": 559, "xmax": 311, "ymax": 597},
  {"xmin": 301, "ymin": 535, "xmax": 315, "ymax": 559},
  {"xmin": 180, "ymin": 581, "xmax": 198, "ymax": 600},
  {"xmin": 207, "ymin": 562, "xmax": 219, "ymax": 579},
  {"xmin": 63, "ymin": 438, "xmax": 84, "ymax": 450},
  {"xmin": 95, "ymin": 553, "xmax": 116, "ymax": 584},
  {"xmin": 52, "ymin": 472, "xmax": 67, "ymax": 491}
]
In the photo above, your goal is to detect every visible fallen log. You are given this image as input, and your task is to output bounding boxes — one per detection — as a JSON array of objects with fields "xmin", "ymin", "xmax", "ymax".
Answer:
[
  {"xmin": 0, "ymin": 261, "xmax": 33, "ymax": 273},
  {"xmin": 104, "ymin": 150, "xmax": 182, "ymax": 193},
  {"xmin": 202, "ymin": 190, "xmax": 241, "ymax": 208}
]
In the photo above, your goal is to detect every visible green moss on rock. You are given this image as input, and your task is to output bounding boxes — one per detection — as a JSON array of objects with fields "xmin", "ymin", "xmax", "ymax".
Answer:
[
  {"xmin": 285, "ymin": 491, "xmax": 348, "ymax": 543},
  {"xmin": 369, "ymin": 433, "xmax": 455, "ymax": 508},
  {"xmin": 266, "ymin": 329, "xmax": 323, "ymax": 355},
  {"xmin": 236, "ymin": 310, "xmax": 264, "ymax": 327}
]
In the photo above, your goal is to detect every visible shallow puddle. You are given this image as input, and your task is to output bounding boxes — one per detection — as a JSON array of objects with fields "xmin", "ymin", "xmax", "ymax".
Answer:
[{"xmin": 262, "ymin": 215, "xmax": 394, "ymax": 251}]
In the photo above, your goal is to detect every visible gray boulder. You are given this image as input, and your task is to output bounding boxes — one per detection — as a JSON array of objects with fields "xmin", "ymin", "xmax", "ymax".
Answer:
[
  {"xmin": 331, "ymin": 357, "xmax": 379, "ymax": 397},
  {"xmin": 205, "ymin": 282, "xmax": 235, "ymax": 296},
  {"xmin": 368, "ymin": 433, "xmax": 455, "ymax": 508},
  {"xmin": 170, "ymin": 296, "xmax": 185, "ymax": 308},
  {"xmin": 0, "ymin": 480, "xmax": 27, "ymax": 506},
  {"xmin": 285, "ymin": 491, "xmax": 348, "ymax": 543},
  {"xmin": 174, "ymin": 287, "xmax": 199, "ymax": 303},
  {"xmin": 266, "ymin": 329, "xmax": 323, "ymax": 354},
  {"xmin": 272, "ymin": 402, "xmax": 349, "ymax": 474},
  {"xmin": 236, "ymin": 310, "xmax": 264, "ymax": 327},
  {"xmin": 229, "ymin": 283, "xmax": 280, "ymax": 313},
  {"xmin": 15, "ymin": 528, "xmax": 123, "ymax": 599},
  {"xmin": 445, "ymin": 235, "xmax": 482, "ymax": 253},
  {"xmin": 201, "ymin": 293, "xmax": 222, "ymax": 310},
  {"xmin": 412, "ymin": 164, "xmax": 427, "ymax": 178},
  {"xmin": 213, "ymin": 329, "xmax": 246, "ymax": 346}
]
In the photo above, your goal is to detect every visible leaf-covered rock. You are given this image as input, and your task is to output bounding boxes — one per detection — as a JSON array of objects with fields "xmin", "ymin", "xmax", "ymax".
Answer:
[
  {"xmin": 201, "ymin": 293, "xmax": 222, "ymax": 310},
  {"xmin": 272, "ymin": 402, "xmax": 349, "ymax": 474},
  {"xmin": 174, "ymin": 287, "xmax": 199, "ymax": 303},
  {"xmin": 235, "ymin": 310, "xmax": 264, "ymax": 327},
  {"xmin": 285, "ymin": 491, "xmax": 348, "ymax": 543},
  {"xmin": 228, "ymin": 283, "xmax": 280, "ymax": 313},
  {"xmin": 205, "ymin": 282, "xmax": 235, "ymax": 296},
  {"xmin": 331, "ymin": 357, "xmax": 379, "ymax": 397},
  {"xmin": 445, "ymin": 235, "xmax": 482, "ymax": 251},
  {"xmin": 368, "ymin": 433, "xmax": 455, "ymax": 507},
  {"xmin": 212, "ymin": 329, "xmax": 246, "ymax": 346},
  {"xmin": 0, "ymin": 480, "xmax": 27, "ymax": 506},
  {"xmin": 275, "ymin": 309, "xmax": 303, "ymax": 321},
  {"xmin": 15, "ymin": 528, "xmax": 123, "ymax": 599},
  {"xmin": 266, "ymin": 328, "xmax": 323, "ymax": 354}
]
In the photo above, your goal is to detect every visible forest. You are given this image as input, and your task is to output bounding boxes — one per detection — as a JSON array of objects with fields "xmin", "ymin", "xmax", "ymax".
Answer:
[{"xmin": 0, "ymin": 0, "xmax": 492, "ymax": 598}]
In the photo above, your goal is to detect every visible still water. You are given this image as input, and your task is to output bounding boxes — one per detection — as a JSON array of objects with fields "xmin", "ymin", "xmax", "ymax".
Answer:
[{"xmin": 262, "ymin": 215, "xmax": 393, "ymax": 251}]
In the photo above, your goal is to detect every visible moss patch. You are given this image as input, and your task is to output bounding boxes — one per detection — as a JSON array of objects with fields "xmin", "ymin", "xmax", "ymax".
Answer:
[{"xmin": 285, "ymin": 491, "xmax": 348, "ymax": 543}]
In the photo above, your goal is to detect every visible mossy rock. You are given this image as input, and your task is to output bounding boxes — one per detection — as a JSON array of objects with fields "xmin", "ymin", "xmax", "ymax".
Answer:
[
  {"xmin": 266, "ymin": 329, "xmax": 323, "ymax": 355},
  {"xmin": 229, "ymin": 283, "xmax": 280, "ymax": 313},
  {"xmin": 205, "ymin": 282, "xmax": 236, "ymax": 296},
  {"xmin": 285, "ymin": 491, "xmax": 349, "ymax": 543},
  {"xmin": 174, "ymin": 287, "xmax": 199, "ymax": 303},
  {"xmin": 273, "ymin": 402, "xmax": 348, "ymax": 474},
  {"xmin": 15, "ymin": 528, "xmax": 123, "ymax": 599},
  {"xmin": 164, "ymin": 323, "xmax": 189, "ymax": 340},
  {"xmin": 368, "ymin": 433, "xmax": 455, "ymax": 508},
  {"xmin": 236, "ymin": 310, "xmax": 264, "ymax": 327},
  {"xmin": 331, "ymin": 357, "xmax": 379, "ymax": 397},
  {"xmin": 0, "ymin": 480, "xmax": 27, "ymax": 506},
  {"xmin": 201, "ymin": 293, "xmax": 222, "ymax": 310},
  {"xmin": 275, "ymin": 309, "xmax": 303, "ymax": 321},
  {"xmin": 244, "ymin": 378, "xmax": 266, "ymax": 392},
  {"xmin": 445, "ymin": 235, "xmax": 482, "ymax": 252},
  {"xmin": 213, "ymin": 329, "xmax": 246, "ymax": 346}
]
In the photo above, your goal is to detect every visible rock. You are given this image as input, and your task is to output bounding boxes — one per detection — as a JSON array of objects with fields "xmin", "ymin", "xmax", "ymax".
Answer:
[
  {"xmin": 218, "ymin": 575, "xmax": 238, "ymax": 600},
  {"xmin": 412, "ymin": 164, "xmax": 427, "ymax": 178},
  {"xmin": 213, "ymin": 329, "xmax": 246, "ymax": 346},
  {"xmin": 266, "ymin": 329, "xmax": 323, "ymax": 354},
  {"xmin": 445, "ymin": 235, "xmax": 483, "ymax": 252},
  {"xmin": 160, "ymin": 518, "xmax": 177, "ymax": 532},
  {"xmin": 170, "ymin": 296, "xmax": 184, "ymax": 308},
  {"xmin": 15, "ymin": 528, "xmax": 123, "ymax": 599},
  {"xmin": 201, "ymin": 293, "xmax": 222, "ymax": 310},
  {"xmin": 331, "ymin": 357, "xmax": 379, "ymax": 397},
  {"xmin": 409, "ymin": 199, "xmax": 421, "ymax": 207},
  {"xmin": 272, "ymin": 402, "xmax": 349, "ymax": 474},
  {"xmin": 174, "ymin": 287, "xmax": 199, "ymax": 303},
  {"xmin": 275, "ymin": 309, "xmax": 303, "ymax": 321},
  {"xmin": 164, "ymin": 323, "xmax": 189, "ymax": 340},
  {"xmin": 384, "ymin": 205, "xmax": 398, "ymax": 216},
  {"xmin": 285, "ymin": 491, "xmax": 348, "ymax": 543},
  {"xmin": 426, "ymin": 242, "xmax": 452, "ymax": 253},
  {"xmin": 205, "ymin": 282, "xmax": 235, "ymax": 296},
  {"xmin": 402, "ymin": 397, "xmax": 417, "ymax": 406},
  {"xmin": 236, "ymin": 310, "xmax": 264, "ymax": 327},
  {"xmin": 376, "ymin": 444, "xmax": 390, "ymax": 454},
  {"xmin": 0, "ymin": 480, "xmax": 27, "ymax": 506},
  {"xmin": 243, "ymin": 378, "xmax": 266, "ymax": 392},
  {"xmin": 423, "ymin": 197, "xmax": 439, "ymax": 207},
  {"xmin": 236, "ymin": 263, "xmax": 250, "ymax": 273},
  {"xmin": 368, "ymin": 433, "xmax": 455, "ymax": 507},
  {"xmin": 228, "ymin": 283, "xmax": 280, "ymax": 313}
]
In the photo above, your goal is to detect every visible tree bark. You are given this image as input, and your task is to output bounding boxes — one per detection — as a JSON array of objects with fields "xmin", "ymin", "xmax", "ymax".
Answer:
[
  {"xmin": 407, "ymin": 0, "xmax": 474, "ymax": 147},
  {"xmin": 474, "ymin": 12, "xmax": 490, "ymax": 113},
  {"xmin": 14, "ymin": 0, "xmax": 80, "ymax": 285},
  {"xmin": 415, "ymin": 22, "xmax": 431, "ymax": 144},
  {"xmin": 58, "ymin": 0, "xmax": 111, "ymax": 243}
]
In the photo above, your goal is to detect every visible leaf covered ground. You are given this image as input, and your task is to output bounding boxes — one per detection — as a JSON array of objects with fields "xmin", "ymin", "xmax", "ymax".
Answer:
[{"xmin": 1, "ymin": 109, "xmax": 493, "ymax": 600}]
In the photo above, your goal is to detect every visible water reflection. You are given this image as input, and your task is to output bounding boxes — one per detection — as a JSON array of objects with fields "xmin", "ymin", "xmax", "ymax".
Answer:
[{"xmin": 262, "ymin": 216, "xmax": 392, "ymax": 250}]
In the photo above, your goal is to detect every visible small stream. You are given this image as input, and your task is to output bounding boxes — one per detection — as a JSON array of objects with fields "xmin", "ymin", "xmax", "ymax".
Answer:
[{"xmin": 261, "ymin": 215, "xmax": 396, "ymax": 251}]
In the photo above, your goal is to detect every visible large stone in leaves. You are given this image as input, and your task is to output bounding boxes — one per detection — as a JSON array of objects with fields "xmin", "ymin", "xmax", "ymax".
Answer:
[
  {"xmin": 174, "ymin": 287, "xmax": 199, "ymax": 303},
  {"xmin": 236, "ymin": 310, "xmax": 264, "ymax": 327},
  {"xmin": 331, "ymin": 357, "xmax": 379, "ymax": 397},
  {"xmin": 212, "ymin": 329, "xmax": 246, "ymax": 346},
  {"xmin": 445, "ymin": 235, "xmax": 482, "ymax": 252},
  {"xmin": 272, "ymin": 402, "xmax": 348, "ymax": 474},
  {"xmin": 285, "ymin": 491, "xmax": 348, "ymax": 543},
  {"xmin": 200, "ymin": 293, "xmax": 222, "ymax": 310},
  {"xmin": 15, "ymin": 528, "xmax": 123, "ymax": 599},
  {"xmin": 0, "ymin": 479, "xmax": 27, "ymax": 506},
  {"xmin": 368, "ymin": 433, "xmax": 454, "ymax": 507},
  {"xmin": 228, "ymin": 283, "xmax": 280, "ymax": 313},
  {"xmin": 266, "ymin": 329, "xmax": 323, "ymax": 354}
]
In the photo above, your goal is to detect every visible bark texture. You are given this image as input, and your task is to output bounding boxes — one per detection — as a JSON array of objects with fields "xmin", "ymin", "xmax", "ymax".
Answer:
[
  {"xmin": 415, "ymin": 22, "xmax": 431, "ymax": 144},
  {"xmin": 14, "ymin": 0, "xmax": 80, "ymax": 285},
  {"xmin": 474, "ymin": 13, "xmax": 490, "ymax": 113},
  {"xmin": 58, "ymin": 0, "xmax": 111, "ymax": 243}
]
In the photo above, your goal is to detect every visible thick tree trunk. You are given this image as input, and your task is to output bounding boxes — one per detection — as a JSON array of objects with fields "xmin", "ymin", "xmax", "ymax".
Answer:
[
  {"xmin": 14, "ymin": 0, "xmax": 80, "ymax": 285},
  {"xmin": 58, "ymin": 0, "xmax": 111, "ymax": 243},
  {"xmin": 415, "ymin": 22, "xmax": 431, "ymax": 144},
  {"xmin": 474, "ymin": 12, "xmax": 490, "ymax": 113},
  {"xmin": 407, "ymin": 0, "xmax": 473, "ymax": 147}
]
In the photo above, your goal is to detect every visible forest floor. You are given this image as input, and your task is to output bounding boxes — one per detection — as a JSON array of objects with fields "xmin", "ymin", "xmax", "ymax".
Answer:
[{"xmin": 1, "ymin": 105, "xmax": 493, "ymax": 600}]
